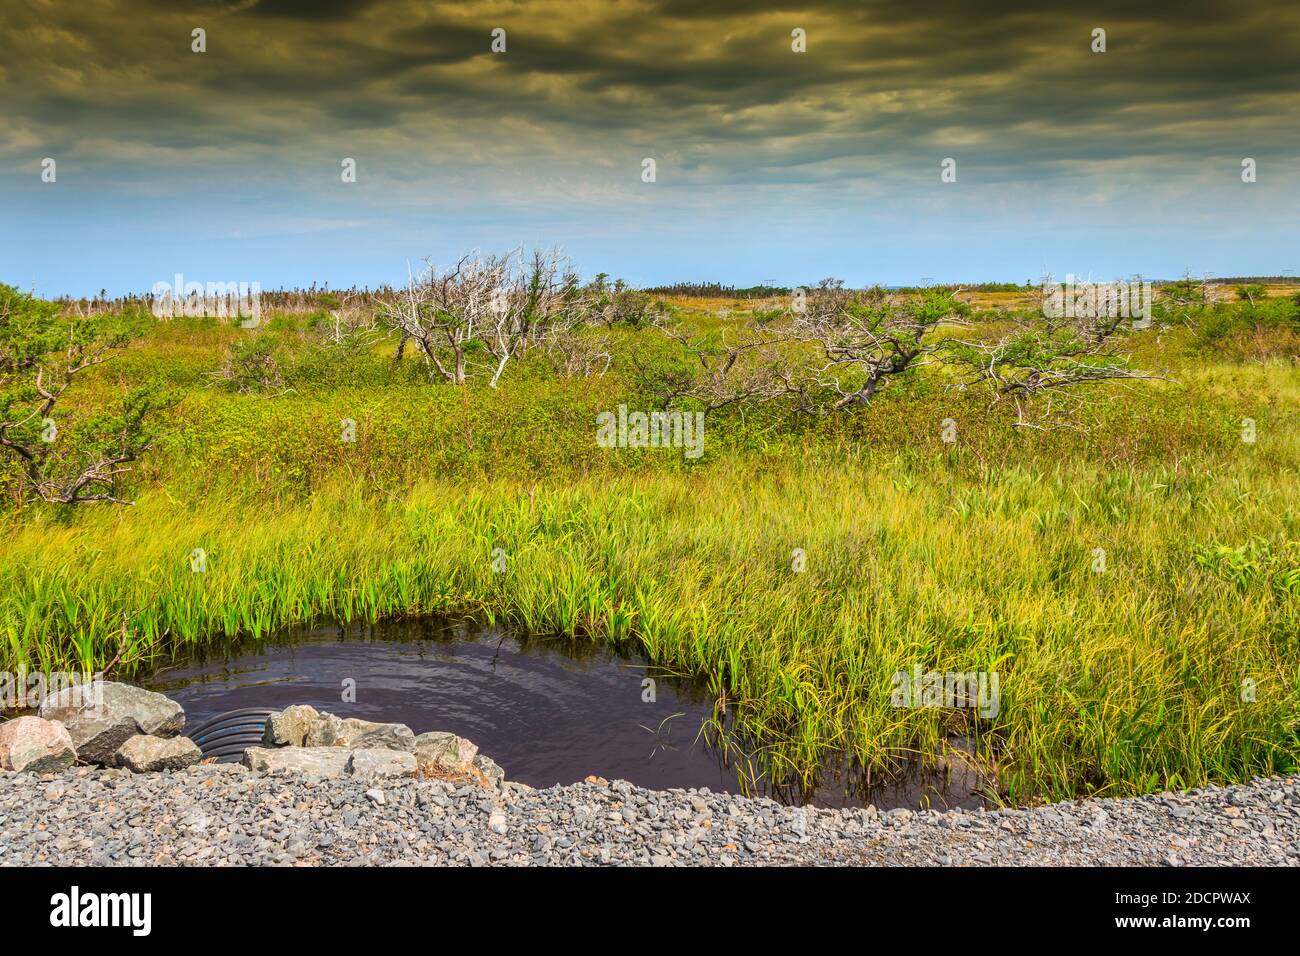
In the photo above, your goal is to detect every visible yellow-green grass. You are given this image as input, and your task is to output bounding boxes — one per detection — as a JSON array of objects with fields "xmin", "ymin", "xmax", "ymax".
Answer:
[
  {"xmin": 3, "ymin": 454, "xmax": 1296, "ymax": 804},
  {"xmin": 1, "ymin": 299, "xmax": 1297, "ymax": 804}
]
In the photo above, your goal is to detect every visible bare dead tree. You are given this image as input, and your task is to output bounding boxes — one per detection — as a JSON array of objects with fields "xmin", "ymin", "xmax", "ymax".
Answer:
[
  {"xmin": 634, "ymin": 278, "xmax": 1156, "ymax": 425},
  {"xmin": 379, "ymin": 249, "xmax": 582, "ymax": 387},
  {"xmin": 379, "ymin": 254, "xmax": 497, "ymax": 385},
  {"xmin": 481, "ymin": 248, "xmax": 583, "ymax": 386},
  {"xmin": 319, "ymin": 291, "xmax": 379, "ymax": 344},
  {"xmin": 789, "ymin": 280, "xmax": 967, "ymax": 411},
  {"xmin": 635, "ymin": 316, "xmax": 793, "ymax": 412},
  {"xmin": 545, "ymin": 326, "xmax": 613, "ymax": 378},
  {"xmin": 945, "ymin": 280, "xmax": 1162, "ymax": 425},
  {"xmin": 518, "ymin": 247, "xmax": 584, "ymax": 353}
]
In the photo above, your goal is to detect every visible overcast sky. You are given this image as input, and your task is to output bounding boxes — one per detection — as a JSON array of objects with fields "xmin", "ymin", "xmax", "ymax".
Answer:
[{"xmin": 1, "ymin": 0, "xmax": 1297, "ymax": 295}]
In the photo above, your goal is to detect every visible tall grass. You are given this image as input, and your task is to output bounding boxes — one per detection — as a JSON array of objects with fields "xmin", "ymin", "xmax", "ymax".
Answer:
[
  {"xmin": 2, "ymin": 296, "xmax": 1297, "ymax": 803},
  {"xmin": 3, "ymin": 453, "xmax": 1296, "ymax": 803}
]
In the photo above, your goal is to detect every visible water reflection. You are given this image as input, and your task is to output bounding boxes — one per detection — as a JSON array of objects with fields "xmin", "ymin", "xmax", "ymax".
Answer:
[{"xmin": 145, "ymin": 617, "xmax": 990, "ymax": 810}]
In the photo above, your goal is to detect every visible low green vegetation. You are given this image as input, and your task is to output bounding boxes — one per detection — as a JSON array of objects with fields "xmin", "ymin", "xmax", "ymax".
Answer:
[{"xmin": 1, "ymin": 275, "xmax": 1297, "ymax": 805}]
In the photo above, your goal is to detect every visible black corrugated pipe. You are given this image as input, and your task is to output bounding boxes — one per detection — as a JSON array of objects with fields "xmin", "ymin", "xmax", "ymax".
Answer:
[{"xmin": 186, "ymin": 707, "xmax": 275, "ymax": 763}]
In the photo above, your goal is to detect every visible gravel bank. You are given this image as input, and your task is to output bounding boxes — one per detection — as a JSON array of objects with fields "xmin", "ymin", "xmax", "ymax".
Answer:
[{"xmin": 1, "ymin": 766, "xmax": 1297, "ymax": 866}]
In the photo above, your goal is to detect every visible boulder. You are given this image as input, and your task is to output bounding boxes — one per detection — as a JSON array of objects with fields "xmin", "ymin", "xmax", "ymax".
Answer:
[
  {"xmin": 308, "ymin": 716, "xmax": 415, "ymax": 752},
  {"xmin": 263, "ymin": 704, "xmax": 322, "ymax": 747},
  {"xmin": 242, "ymin": 746, "xmax": 351, "ymax": 778},
  {"xmin": 114, "ymin": 734, "xmax": 203, "ymax": 773},
  {"xmin": 39, "ymin": 681, "xmax": 184, "ymax": 764},
  {"xmin": 54, "ymin": 716, "xmax": 138, "ymax": 766},
  {"xmin": 346, "ymin": 748, "xmax": 417, "ymax": 781},
  {"xmin": 414, "ymin": 731, "xmax": 478, "ymax": 777},
  {"xmin": 474, "ymin": 753, "xmax": 506, "ymax": 790},
  {"xmin": 263, "ymin": 705, "xmax": 414, "ymax": 752},
  {"xmin": 0, "ymin": 717, "xmax": 77, "ymax": 773}
]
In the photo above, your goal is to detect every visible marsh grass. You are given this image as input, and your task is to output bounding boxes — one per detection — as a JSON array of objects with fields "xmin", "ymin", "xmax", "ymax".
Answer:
[
  {"xmin": 1, "ymin": 295, "xmax": 1297, "ymax": 803},
  {"xmin": 2, "ymin": 452, "xmax": 1296, "ymax": 803}
]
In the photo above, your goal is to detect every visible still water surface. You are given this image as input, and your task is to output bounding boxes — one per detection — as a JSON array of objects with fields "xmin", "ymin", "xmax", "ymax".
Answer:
[{"xmin": 145, "ymin": 617, "xmax": 987, "ymax": 810}]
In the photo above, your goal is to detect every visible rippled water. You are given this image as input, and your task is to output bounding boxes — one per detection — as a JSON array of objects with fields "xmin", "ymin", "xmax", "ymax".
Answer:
[{"xmin": 144, "ymin": 617, "xmax": 988, "ymax": 810}]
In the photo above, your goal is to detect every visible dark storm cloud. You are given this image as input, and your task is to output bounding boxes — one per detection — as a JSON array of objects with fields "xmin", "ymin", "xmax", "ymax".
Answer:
[
  {"xmin": 168, "ymin": 0, "xmax": 385, "ymax": 18},
  {"xmin": 243, "ymin": 0, "xmax": 382, "ymax": 18},
  {"xmin": 1, "ymin": 0, "xmax": 1296, "ymax": 196}
]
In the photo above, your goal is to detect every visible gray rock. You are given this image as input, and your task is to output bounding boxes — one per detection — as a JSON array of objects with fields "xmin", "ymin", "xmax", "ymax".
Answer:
[
  {"xmin": 0, "ymin": 717, "xmax": 77, "ymax": 773},
  {"xmin": 263, "ymin": 706, "xmax": 414, "ymax": 752},
  {"xmin": 473, "ymin": 754, "xmax": 506, "ymax": 789},
  {"xmin": 414, "ymin": 731, "xmax": 478, "ymax": 776},
  {"xmin": 39, "ymin": 681, "xmax": 184, "ymax": 762},
  {"xmin": 57, "ymin": 716, "xmax": 139, "ymax": 766},
  {"xmin": 262, "ymin": 704, "xmax": 322, "ymax": 747},
  {"xmin": 310, "ymin": 716, "xmax": 415, "ymax": 752},
  {"xmin": 3, "ymin": 734, "xmax": 1295, "ymax": 868},
  {"xmin": 242, "ymin": 746, "xmax": 351, "ymax": 778},
  {"xmin": 114, "ymin": 735, "xmax": 202, "ymax": 773},
  {"xmin": 347, "ymin": 749, "xmax": 417, "ymax": 781}
]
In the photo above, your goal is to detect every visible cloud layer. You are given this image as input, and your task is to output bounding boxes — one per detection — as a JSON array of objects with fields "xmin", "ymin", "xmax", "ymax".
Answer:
[{"xmin": 2, "ymin": 0, "xmax": 1297, "ymax": 292}]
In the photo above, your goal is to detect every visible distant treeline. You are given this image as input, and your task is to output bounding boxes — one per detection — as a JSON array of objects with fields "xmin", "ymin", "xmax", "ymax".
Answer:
[
  {"xmin": 640, "ymin": 281, "xmax": 794, "ymax": 298},
  {"xmin": 51, "ymin": 285, "xmax": 402, "ymax": 315},
  {"xmin": 39, "ymin": 275, "xmax": 1300, "ymax": 313}
]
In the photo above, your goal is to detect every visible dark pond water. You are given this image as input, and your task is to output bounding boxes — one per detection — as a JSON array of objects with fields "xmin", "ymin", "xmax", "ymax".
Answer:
[{"xmin": 144, "ymin": 618, "xmax": 988, "ymax": 810}]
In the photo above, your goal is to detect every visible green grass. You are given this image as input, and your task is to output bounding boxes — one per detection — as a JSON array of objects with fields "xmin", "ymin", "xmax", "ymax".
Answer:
[{"xmin": 1, "ymin": 296, "xmax": 1298, "ymax": 804}]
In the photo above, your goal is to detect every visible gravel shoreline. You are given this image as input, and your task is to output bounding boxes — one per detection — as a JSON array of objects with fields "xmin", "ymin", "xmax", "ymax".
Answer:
[{"xmin": 2, "ymin": 766, "xmax": 1296, "ymax": 866}]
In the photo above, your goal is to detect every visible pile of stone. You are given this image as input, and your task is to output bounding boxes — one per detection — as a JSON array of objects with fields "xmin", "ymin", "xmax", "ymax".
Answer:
[
  {"xmin": 246, "ymin": 703, "xmax": 506, "ymax": 790},
  {"xmin": 0, "ymin": 684, "xmax": 507, "ymax": 793},
  {"xmin": 0, "ymin": 681, "xmax": 198, "ymax": 774}
]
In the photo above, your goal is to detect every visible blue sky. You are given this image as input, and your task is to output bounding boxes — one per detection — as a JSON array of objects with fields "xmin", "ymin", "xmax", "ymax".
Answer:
[{"xmin": 2, "ymin": 0, "xmax": 1297, "ymax": 296}]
